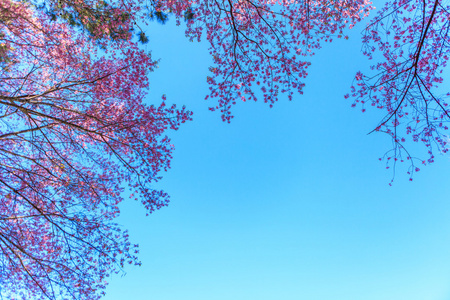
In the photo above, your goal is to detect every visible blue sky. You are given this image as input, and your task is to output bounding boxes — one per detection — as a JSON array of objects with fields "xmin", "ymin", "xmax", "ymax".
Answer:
[{"xmin": 103, "ymin": 7, "xmax": 450, "ymax": 300}]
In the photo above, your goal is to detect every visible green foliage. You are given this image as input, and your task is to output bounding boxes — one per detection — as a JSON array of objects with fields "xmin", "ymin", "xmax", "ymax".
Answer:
[
  {"xmin": 31, "ymin": 0, "xmax": 195, "ymax": 44},
  {"xmin": 138, "ymin": 31, "xmax": 149, "ymax": 44},
  {"xmin": 34, "ymin": 0, "xmax": 132, "ymax": 42},
  {"xmin": 184, "ymin": 8, "xmax": 194, "ymax": 21},
  {"xmin": 148, "ymin": 9, "xmax": 169, "ymax": 24}
]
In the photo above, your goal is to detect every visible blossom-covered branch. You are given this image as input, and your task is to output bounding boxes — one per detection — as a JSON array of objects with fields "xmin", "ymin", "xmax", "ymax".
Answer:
[{"xmin": 349, "ymin": 0, "xmax": 450, "ymax": 178}]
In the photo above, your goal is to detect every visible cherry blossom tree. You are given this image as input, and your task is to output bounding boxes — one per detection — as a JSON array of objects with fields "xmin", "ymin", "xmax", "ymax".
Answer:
[
  {"xmin": 348, "ymin": 0, "xmax": 450, "ymax": 179},
  {"xmin": 194, "ymin": 0, "xmax": 372, "ymax": 121},
  {"xmin": 0, "ymin": 0, "xmax": 190, "ymax": 299}
]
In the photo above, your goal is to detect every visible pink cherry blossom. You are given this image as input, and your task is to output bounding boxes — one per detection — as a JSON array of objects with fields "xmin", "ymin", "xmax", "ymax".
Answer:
[{"xmin": 350, "ymin": 0, "xmax": 450, "ymax": 178}]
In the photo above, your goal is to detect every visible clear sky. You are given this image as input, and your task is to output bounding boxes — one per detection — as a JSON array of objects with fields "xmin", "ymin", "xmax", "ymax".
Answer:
[{"xmin": 103, "ymin": 6, "xmax": 450, "ymax": 300}]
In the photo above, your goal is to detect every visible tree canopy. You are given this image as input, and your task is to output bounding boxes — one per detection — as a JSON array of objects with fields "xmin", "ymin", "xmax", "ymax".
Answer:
[{"xmin": 0, "ymin": 0, "xmax": 449, "ymax": 298}]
